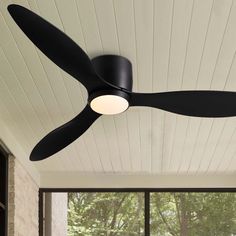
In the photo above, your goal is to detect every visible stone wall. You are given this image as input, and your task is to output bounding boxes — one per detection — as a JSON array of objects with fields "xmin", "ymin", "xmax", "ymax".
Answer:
[{"xmin": 8, "ymin": 156, "xmax": 39, "ymax": 236}]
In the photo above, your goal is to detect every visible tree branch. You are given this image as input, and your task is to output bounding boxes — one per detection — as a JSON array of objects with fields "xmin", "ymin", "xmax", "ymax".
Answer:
[{"xmin": 157, "ymin": 208, "xmax": 178, "ymax": 236}]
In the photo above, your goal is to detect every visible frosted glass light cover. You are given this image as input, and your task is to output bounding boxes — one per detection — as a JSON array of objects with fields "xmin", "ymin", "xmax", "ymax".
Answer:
[{"xmin": 90, "ymin": 95, "xmax": 129, "ymax": 115}]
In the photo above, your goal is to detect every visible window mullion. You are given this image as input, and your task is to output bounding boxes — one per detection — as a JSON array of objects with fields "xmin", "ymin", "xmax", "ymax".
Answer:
[{"xmin": 144, "ymin": 191, "xmax": 150, "ymax": 236}]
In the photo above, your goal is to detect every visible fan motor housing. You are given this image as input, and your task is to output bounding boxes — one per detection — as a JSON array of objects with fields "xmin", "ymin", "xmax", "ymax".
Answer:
[{"xmin": 91, "ymin": 55, "xmax": 133, "ymax": 91}]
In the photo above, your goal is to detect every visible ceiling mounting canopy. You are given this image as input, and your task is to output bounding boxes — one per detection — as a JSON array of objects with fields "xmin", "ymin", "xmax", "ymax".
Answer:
[{"xmin": 7, "ymin": 4, "xmax": 236, "ymax": 162}]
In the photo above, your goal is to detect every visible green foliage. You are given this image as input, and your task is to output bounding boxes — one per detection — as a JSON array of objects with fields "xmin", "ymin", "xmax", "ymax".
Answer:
[
  {"xmin": 151, "ymin": 192, "xmax": 236, "ymax": 236},
  {"xmin": 68, "ymin": 192, "xmax": 236, "ymax": 236},
  {"xmin": 68, "ymin": 192, "xmax": 144, "ymax": 236}
]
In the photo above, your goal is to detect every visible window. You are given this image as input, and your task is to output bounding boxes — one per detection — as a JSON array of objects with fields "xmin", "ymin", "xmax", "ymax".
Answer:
[
  {"xmin": 0, "ymin": 148, "xmax": 8, "ymax": 236},
  {"xmin": 68, "ymin": 192, "xmax": 144, "ymax": 235},
  {"xmin": 40, "ymin": 190, "xmax": 236, "ymax": 236},
  {"xmin": 150, "ymin": 192, "xmax": 236, "ymax": 236}
]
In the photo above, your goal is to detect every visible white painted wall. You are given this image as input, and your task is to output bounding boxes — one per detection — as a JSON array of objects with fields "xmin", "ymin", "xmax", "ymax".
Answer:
[
  {"xmin": 40, "ymin": 172, "xmax": 236, "ymax": 188},
  {"xmin": 51, "ymin": 193, "xmax": 68, "ymax": 236}
]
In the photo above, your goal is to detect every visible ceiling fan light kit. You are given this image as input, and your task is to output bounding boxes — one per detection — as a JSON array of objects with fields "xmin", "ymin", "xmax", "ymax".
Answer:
[
  {"xmin": 88, "ymin": 55, "xmax": 132, "ymax": 115},
  {"xmin": 89, "ymin": 90, "xmax": 130, "ymax": 115},
  {"xmin": 7, "ymin": 4, "xmax": 236, "ymax": 161}
]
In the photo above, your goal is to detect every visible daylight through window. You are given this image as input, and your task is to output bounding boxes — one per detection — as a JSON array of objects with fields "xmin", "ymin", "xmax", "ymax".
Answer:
[{"xmin": 41, "ymin": 190, "xmax": 236, "ymax": 236}]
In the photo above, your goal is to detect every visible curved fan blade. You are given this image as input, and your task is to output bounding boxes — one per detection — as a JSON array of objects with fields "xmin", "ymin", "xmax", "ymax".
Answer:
[
  {"xmin": 130, "ymin": 91, "xmax": 236, "ymax": 117},
  {"xmin": 30, "ymin": 105, "xmax": 100, "ymax": 161},
  {"xmin": 8, "ymin": 4, "xmax": 110, "ymax": 93}
]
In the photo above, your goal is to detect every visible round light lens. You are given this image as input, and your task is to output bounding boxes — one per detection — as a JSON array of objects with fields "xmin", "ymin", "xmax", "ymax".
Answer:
[{"xmin": 90, "ymin": 95, "xmax": 129, "ymax": 115}]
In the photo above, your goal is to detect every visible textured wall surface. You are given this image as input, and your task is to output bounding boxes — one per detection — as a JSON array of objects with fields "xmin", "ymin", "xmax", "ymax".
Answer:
[
  {"xmin": 8, "ymin": 156, "xmax": 39, "ymax": 236},
  {"xmin": 51, "ymin": 193, "xmax": 67, "ymax": 236}
]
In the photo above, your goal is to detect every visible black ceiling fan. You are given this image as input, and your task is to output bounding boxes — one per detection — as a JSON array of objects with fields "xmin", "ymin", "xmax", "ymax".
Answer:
[{"xmin": 8, "ymin": 4, "xmax": 236, "ymax": 162}]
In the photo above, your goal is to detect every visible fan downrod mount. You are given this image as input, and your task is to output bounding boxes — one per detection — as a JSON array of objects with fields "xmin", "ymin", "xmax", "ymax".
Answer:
[{"xmin": 91, "ymin": 55, "xmax": 133, "ymax": 91}]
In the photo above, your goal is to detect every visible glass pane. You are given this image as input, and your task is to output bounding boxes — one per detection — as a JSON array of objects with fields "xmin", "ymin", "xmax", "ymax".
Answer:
[
  {"xmin": 68, "ymin": 192, "xmax": 144, "ymax": 236},
  {"xmin": 150, "ymin": 192, "xmax": 236, "ymax": 236},
  {"xmin": 0, "ymin": 152, "xmax": 6, "ymax": 205}
]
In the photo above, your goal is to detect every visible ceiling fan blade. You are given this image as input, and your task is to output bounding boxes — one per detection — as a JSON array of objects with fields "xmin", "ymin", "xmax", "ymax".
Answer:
[
  {"xmin": 30, "ymin": 105, "xmax": 101, "ymax": 161},
  {"xmin": 130, "ymin": 91, "xmax": 236, "ymax": 117},
  {"xmin": 8, "ymin": 4, "xmax": 110, "ymax": 93}
]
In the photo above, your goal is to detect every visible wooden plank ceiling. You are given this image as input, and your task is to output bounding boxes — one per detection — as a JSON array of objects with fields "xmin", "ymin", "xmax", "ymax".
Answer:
[{"xmin": 1, "ymin": 0, "xmax": 236, "ymax": 175}]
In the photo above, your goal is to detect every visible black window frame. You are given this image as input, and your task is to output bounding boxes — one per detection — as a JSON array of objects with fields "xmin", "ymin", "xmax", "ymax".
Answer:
[
  {"xmin": 0, "ymin": 145, "xmax": 9, "ymax": 236},
  {"xmin": 39, "ymin": 188, "xmax": 236, "ymax": 236}
]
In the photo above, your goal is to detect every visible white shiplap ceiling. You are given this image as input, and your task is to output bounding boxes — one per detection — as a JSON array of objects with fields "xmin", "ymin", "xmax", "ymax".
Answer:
[{"xmin": 1, "ymin": 0, "xmax": 236, "ymax": 178}]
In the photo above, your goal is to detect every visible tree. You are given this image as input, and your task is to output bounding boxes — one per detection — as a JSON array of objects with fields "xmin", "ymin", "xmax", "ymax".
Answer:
[
  {"xmin": 67, "ymin": 191, "xmax": 236, "ymax": 235},
  {"xmin": 150, "ymin": 192, "xmax": 236, "ymax": 236},
  {"xmin": 68, "ymin": 192, "xmax": 144, "ymax": 236}
]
